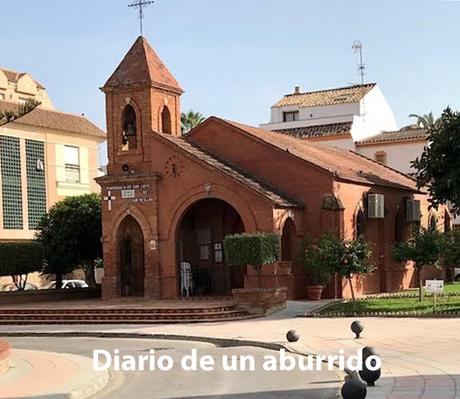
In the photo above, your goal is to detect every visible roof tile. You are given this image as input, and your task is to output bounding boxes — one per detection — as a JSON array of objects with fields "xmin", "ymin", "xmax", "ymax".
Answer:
[
  {"xmin": 274, "ymin": 83, "xmax": 376, "ymax": 108},
  {"xmin": 0, "ymin": 101, "xmax": 105, "ymax": 139}
]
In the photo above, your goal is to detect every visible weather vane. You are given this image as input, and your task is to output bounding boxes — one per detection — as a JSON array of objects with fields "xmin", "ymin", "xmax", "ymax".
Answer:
[{"xmin": 128, "ymin": 0, "xmax": 155, "ymax": 36}]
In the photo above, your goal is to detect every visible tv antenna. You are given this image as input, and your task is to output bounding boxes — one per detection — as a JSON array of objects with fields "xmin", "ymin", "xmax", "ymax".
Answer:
[
  {"xmin": 352, "ymin": 40, "xmax": 365, "ymax": 85},
  {"xmin": 129, "ymin": 0, "xmax": 155, "ymax": 36}
]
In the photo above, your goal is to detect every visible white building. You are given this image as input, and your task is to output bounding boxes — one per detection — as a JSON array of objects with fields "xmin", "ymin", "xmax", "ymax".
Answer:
[{"xmin": 261, "ymin": 83, "xmax": 427, "ymax": 175}]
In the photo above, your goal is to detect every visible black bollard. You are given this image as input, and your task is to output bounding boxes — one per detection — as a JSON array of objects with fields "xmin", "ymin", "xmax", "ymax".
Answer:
[
  {"xmin": 361, "ymin": 346, "xmax": 377, "ymax": 360},
  {"xmin": 359, "ymin": 357, "xmax": 381, "ymax": 387},
  {"xmin": 351, "ymin": 320, "xmax": 364, "ymax": 339},
  {"xmin": 341, "ymin": 378, "xmax": 367, "ymax": 399},
  {"xmin": 286, "ymin": 330, "xmax": 299, "ymax": 343}
]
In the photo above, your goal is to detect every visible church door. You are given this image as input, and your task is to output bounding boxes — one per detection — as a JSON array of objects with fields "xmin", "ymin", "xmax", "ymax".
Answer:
[{"xmin": 117, "ymin": 215, "xmax": 145, "ymax": 297}]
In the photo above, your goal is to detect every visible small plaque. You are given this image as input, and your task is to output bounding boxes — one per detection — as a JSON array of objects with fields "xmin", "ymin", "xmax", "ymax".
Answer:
[{"xmin": 121, "ymin": 189, "xmax": 136, "ymax": 199}]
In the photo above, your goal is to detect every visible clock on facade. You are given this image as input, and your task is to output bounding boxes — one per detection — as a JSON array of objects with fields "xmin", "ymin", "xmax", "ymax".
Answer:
[{"xmin": 165, "ymin": 155, "xmax": 185, "ymax": 178}]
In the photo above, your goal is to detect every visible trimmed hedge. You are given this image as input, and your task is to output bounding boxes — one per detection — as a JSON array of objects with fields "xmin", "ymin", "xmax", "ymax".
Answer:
[
  {"xmin": 224, "ymin": 233, "xmax": 280, "ymax": 268},
  {"xmin": 0, "ymin": 242, "xmax": 43, "ymax": 277}
]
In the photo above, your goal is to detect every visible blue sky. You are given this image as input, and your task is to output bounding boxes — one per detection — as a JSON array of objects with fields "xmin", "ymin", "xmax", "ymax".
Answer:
[{"xmin": 2, "ymin": 0, "xmax": 459, "ymax": 164}]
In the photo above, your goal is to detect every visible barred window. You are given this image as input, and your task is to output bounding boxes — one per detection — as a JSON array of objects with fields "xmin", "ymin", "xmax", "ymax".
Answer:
[
  {"xmin": 0, "ymin": 136, "xmax": 23, "ymax": 229},
  {"xmin": 26, "ymin": 139, "xmax": 46, "ymax": 229}
]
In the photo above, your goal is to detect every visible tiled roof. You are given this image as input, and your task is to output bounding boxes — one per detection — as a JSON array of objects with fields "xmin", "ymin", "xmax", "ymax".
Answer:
[
  {"xmin": 356, "ymin": 128, "xmax": 427, "ymax": 145},
  {"xmin": 159, "ymin": 133, "xmax": 303, "ymax": 208},
  {"xmin": 274, "ymin": 122, "xmax": 352, "ymax": 139},
  {"xmin": 0, "ymin": 67, "xmax": 45, "ymax": 90},
  {"xmin": 0, "ymin": 101, "xmax": 106, "ymax": 139},
  {"xmin": 273, "ymin": 83, "xmax": 376, "ymax": 108},
  {"xmin": 218, "ymin": 118, "xmax": 420, "ymax": 192},
  {"xmin": 103, "ymin": 36, "xmax": 183, "ymax": 93}
]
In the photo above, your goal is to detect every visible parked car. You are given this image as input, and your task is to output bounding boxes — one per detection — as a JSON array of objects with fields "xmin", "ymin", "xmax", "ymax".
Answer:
[
  {"xmin": 44, "ymin": 280, "xmax": 89, "ymax": 289},
  {"xmin": 455, "ymin": 267, "xmax": 460, "ymax": 282},
  {"xmin": 0, "ymin": 283, "xmax": 38, "ymax": 292}
]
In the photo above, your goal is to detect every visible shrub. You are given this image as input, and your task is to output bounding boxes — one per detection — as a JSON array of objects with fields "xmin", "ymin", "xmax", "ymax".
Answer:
[
  {"xmin": 0, "ymin": 242, "xmax": 43, "ymax": 290},
  {"xmin": 224, "ymin": 233, "xmax": 280, "ymax": 288}
]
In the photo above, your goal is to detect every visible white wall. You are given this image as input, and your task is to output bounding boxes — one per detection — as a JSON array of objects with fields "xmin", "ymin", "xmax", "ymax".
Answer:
[
  {"xmin": 350, "ymin": 86, "xmax": 397, "ymax": 142},
  {"xmin": 356, "ymin": 141, "xmax": 426, "ymax": 175}
]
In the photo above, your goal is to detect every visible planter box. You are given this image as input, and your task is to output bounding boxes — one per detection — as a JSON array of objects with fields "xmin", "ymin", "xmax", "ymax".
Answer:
[{"xmin": 232, "ymin": 287, "xmax": 287, "ymax": 315}]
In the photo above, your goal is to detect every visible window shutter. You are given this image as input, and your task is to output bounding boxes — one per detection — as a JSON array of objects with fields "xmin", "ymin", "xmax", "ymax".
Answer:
[{"xmin": 368, "ymin": 194, "xmax": 385, "ymax": 219}]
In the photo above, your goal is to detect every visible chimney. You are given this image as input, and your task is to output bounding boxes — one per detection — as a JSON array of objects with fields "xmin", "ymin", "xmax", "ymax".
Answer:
[{"xmin": 294, "ymin": 85, "xmax": 301, "ymax": 94}]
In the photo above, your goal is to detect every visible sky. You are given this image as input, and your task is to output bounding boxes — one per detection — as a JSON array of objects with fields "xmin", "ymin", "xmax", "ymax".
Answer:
[{"xmin": 2, "ymin": 0, "xmax": 460, "ymax": 164}]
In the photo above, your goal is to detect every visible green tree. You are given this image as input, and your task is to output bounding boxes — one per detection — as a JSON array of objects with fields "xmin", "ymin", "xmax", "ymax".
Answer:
[
  {"xmin": 412, "ymin": 108, "xmax": 460, "ymax": 215},
  {"xmin": 392, "ymin": 227, "xmax": 443, "ymax": 301},
  {"xmin": 181, "ymin": 110, "xmax": 205, "ymax": 133},
  {"xmin": 303, "ymin": 233, "xmax": 373, "ymax": 307},
  {"xmin": 224, "ymin": 233, "xmax": 280, "ymax": 288},
  {"xmin": 442, "ymin": 229, "xmax": 460, "ymax": 282},
  {"xmin": 0, "ymin": 242, "xmax": 43, "ymax": 290},
  {"xmin": 409, "ymin": 111, "xmax": 438, "ymax": 129},
  {"xmin": 0, "ymin": 99, "xmax": 40, "ymax": 127},
  {"xmin": 36, "ymin": 193, "xmax": 102, "ymax": 289}
]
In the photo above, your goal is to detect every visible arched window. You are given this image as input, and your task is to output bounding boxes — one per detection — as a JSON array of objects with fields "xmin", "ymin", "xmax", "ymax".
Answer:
[
  {"xmin": 281, "ymin": 218, "xmax": 296, "ymax": 262},
  {"xmin": 394, "ymin": 206, "xmax": 405, "ymax": 243},
  {"xmin": 355, "ymin": 208, "xmax": 366, "ymax": 239},
  {"xmin": 121, "ymin": 105, "xmax": 137, "ymax": 150},
  {"xmin": 161, "ymin": 106, "xmax": 172, "ymax": 134}
]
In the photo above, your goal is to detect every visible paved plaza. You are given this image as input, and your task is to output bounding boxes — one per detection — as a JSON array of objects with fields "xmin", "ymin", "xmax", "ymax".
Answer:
[{"xmin": 0, "ymin": 301, "xmax": 459, "ymax": 398}]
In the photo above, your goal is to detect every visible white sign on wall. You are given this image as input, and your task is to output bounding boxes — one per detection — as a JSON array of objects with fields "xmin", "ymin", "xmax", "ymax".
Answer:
[
  {"xmin": 121, "ymin": 189, "xmax": 136, "ymax": 199},
  {"xmin": 425, "ymin": 280, "xmax": 444, "ymax": 294}
]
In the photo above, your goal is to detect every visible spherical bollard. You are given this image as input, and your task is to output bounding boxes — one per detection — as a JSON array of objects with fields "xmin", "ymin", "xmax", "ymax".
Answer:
[
  {"xmin": 341, "ymin": 378, "xmax": 367, "ymax": 399},
  {"xmin": 361, "ymin": 346, "xmax": 377, "ymax": 360},
  {"xmin": 286, "ymin": 330, "xmax": 299, "ymax": 343},
  {"xmin": 359, "ymin": 357, "xmax": 381, "ymax": 387},
  {"xmin": 351, "ymin": 320, "xmax": 364, "ymax": 339}
]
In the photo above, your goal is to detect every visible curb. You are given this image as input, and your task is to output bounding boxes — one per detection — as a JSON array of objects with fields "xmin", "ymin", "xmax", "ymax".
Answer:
[
  {"xmin": 0, "ymin": 330, "xmax": 350, "ymax": 380},
  {"xmin": 69, "ymin": 368, "xmax": 111, "ymax": 399}
]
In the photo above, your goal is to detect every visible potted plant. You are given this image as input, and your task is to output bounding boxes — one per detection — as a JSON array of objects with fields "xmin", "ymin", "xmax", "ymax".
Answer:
[{"xmin": 302, "ymin": 235, "xmax": 336, "ymax": 300}]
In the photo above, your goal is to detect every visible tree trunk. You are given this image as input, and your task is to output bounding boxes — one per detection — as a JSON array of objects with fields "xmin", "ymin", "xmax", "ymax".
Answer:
[
  {"xmin": 417, "ymin": 267, "xmax": 423, "ymax": 302},
  {"xmin": 56, "ymin": 272, "xmax": 63, "ymax": 290},
  {"xmin": 12, "ymin": 274, "xmax": 28, "ymax": 290},
  {"xmin": 348, "ymin": 276, "xmax": 356, "ymax": 312},
  {"xmin": 84, "ymin": 263, "xmax": 97, "ymax": 288}
]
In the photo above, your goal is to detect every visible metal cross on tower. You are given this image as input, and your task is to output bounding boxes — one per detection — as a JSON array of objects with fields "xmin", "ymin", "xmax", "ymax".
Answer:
[{"xmin": 128, "ymin": 0, "xmax": 155, "ymax": 36}]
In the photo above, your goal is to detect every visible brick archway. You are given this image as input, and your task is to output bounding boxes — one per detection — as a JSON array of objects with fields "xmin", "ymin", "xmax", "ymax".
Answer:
[
  {"xmin": 116, "ymin": 215, "xmax": 145, "ymax": 297},
  {"xmin": 167, "ymin": 184, "xmax": 258, "ymax": 240},
  {"xmin": 173, "ymin": 196, "xmax": 249, "ymax": 297}
]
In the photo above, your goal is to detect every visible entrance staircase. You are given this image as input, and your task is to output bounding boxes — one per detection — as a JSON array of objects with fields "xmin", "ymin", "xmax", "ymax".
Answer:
[{"xmin": 0, "ymin": 301, "xmax": 256, "ymax": 325}]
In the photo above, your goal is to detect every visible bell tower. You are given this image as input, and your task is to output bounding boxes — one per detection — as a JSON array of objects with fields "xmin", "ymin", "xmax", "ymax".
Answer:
[{"xmin": 101, "ymin": 36, "xmax": 183, "ymax": 174}]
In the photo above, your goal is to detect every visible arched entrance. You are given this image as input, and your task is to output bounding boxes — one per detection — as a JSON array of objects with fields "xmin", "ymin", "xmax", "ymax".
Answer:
[
  {"xmin": 117, "ymin": 215, "xmax": 145, "ymax": 296},
  {"xmin": 281, "ymin": 218, "xmax": 296, "ymax": 261},
  {"xmin": 176, "ymin": 198, "xmax": 245, "ymax": 296}
]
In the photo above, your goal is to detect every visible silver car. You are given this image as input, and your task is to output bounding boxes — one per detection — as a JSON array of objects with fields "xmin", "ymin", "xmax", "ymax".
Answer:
[{"xmin": 455, "ymin": 268, "xmax": 460, "ymax": 282}]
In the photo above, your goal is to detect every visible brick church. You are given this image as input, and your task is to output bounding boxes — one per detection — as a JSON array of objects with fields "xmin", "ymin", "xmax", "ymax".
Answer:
[{"xmin": 97, "ymin": 36, "xmax": 442, "ymax": 300}]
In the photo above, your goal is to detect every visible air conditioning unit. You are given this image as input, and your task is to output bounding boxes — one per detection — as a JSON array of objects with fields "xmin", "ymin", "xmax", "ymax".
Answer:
[
  {"xmin": 367, "ymin": 194, "xmax": 385, "ymax": 219},
  {"xmin": 406, "ymin": 199, "xmax": 421, "ymax": 222}
]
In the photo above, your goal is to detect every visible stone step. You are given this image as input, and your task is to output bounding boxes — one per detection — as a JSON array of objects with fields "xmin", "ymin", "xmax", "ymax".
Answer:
[
  {"xmin": 0, "ymin": 309, "xmax": 249, "ymax": 321},
  {"xmin": 0, "ymin": 314, "xmax": 257, "ymax": 325},
  {"xmin": 0, "ymin": 305, "xmax": 237, "ymax": 315}
]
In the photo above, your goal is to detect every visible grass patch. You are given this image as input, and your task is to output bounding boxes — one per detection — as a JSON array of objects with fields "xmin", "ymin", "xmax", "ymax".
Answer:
[
  {"xmin": 322, "ymin": 295, "xmax": 460, "ymax": 315},
  {"xmin": 445, "ymin": 282, "xmax": 460, "ymax": 294}
]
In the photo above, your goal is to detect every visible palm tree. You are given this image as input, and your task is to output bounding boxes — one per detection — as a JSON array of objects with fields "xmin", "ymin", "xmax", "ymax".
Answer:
[
  {"xmin": 409, "ymin": 111, "xmax": 438, "ymax": 129},
  {"xmin": 0, "ymin": 99, "xmax": 40, "ymax": 127},
  {"xmin": 181, "ymin": 110, "xmax": 205, "ymax": 134}
]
